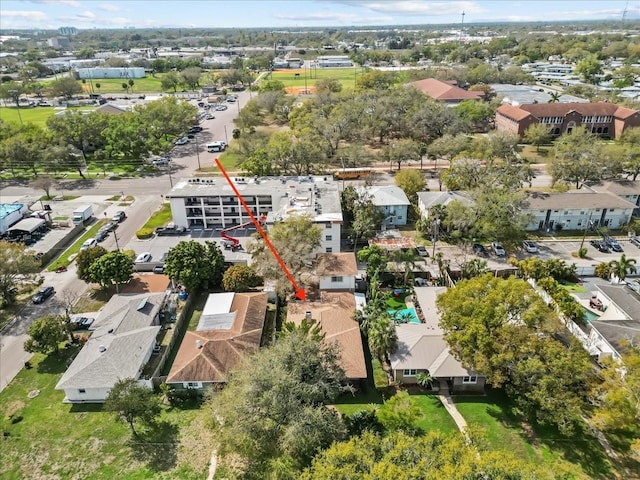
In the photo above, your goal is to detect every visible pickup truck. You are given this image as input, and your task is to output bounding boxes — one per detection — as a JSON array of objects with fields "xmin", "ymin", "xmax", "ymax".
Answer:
[{"xmin": 155, "ymin": 224, "xmax": 188, "ymax": 236}]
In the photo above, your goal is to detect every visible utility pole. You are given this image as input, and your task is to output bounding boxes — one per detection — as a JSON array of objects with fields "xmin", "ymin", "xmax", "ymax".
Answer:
[
  {"xmin": 432, "ymin": 218, "xmax": 441, "ymax": 257},
  {"xmin": 195, "ymin": 135, "xmax": 201, "ymax": 170},
  {"xmin": 579, "ymin": 212, "xmax": 594, "ymax": 253},
  {"xmin": 167, "ymin": 161, "xmax": 174, "ymax": 188}
]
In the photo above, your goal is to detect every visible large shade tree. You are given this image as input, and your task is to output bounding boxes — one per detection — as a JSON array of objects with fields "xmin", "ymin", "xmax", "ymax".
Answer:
[
  {"xmin": 437, "ymin": 274, "xmax": 596, "ymax": 435},
  {"xmin": 164, "ymin": 240, "xmax": 225, "ymax": 292}
]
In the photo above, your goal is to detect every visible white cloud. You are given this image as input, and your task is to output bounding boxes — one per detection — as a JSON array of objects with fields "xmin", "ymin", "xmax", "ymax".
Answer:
[
  {"xmin": 274, "ymin": 11, "xmax": 390, "ymax": 24},
  {"xmin": 31, "ymin": 0, "xmax": 81, "ymax": 7},
  {"xmin": 330, "ymin": 0, "xmax": 484, "ymax": 16},
  {"xmin": 1, "ymin": 10, "xmax": 48, "ymax": 21},
  {"xmin": 98, "ymin": 3, "xmax": 121, "ymax": 12}
]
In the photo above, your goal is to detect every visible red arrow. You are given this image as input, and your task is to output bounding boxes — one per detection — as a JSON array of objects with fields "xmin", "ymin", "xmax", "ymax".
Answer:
[{"xmin": 215, "ymin": 158, "xmax": 306, "ymax": 301}]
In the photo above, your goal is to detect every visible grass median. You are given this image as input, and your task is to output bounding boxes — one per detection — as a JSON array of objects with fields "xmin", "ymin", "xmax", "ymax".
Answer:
[
  {"xmin": 136, "ymin": 203, "xmax": 172, "ymax": 239},
  {"xmin": 47, "ymin": 219, "xmax": 107, "ymax": 271}
]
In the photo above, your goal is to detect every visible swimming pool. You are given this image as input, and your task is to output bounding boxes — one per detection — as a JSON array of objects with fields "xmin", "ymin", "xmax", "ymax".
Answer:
[
  {"xmin": 580, "ymin": 306, "xmax": 601, "ymax": 322},
  {"xmin": 389, "ymin": 307, "xmax": 420, "ymax": 324}
]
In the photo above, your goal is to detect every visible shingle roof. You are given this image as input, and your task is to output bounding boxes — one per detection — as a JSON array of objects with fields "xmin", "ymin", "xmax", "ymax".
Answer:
[
  {"xmin": 287, "ymin": 292, "xmax": 367, "ymax": 379},
  {"xmin": 408, "ymin": 78, "xmax": 484, "ymax": 101},
  {"xmin": 417, "ymin": 191, "xmax": 473, "ymax": 210},
  {"xmin": 586, "ymin": 180, "xmax": 640, "ymax": 196},
  {"xmin": 364, "ymin": 185, "xmax": 411, "ymax": 207},
  {"xmin": 523, "ymin": 191, "xmax": 636, "ymax": 210},
  {"xmin": 589, "ymin": 320, "xmax": 640, "ymax": 354},
  {"xmin": 316, "ymin": 253, "xmax": 358, "ymax": 276},
  {"xmin": 166, "ymin": 292, "xmax": 268, "ymax": 383},
  {"xmin": 597, "ymin": 285, "xmax": 640, "ymax": 320},
  {"xmin": 55, "ymin": 292, "xmax": 165, "ymax": 391},
  {"xmin": 390, "ymin": 324, "xmax": 474, "ymax": 377}
]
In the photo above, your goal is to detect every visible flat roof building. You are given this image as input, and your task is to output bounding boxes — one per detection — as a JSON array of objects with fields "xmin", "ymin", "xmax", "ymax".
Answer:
[{"xmin": 166, "ymin": 176, "xmax": 343, "ymax": 253}]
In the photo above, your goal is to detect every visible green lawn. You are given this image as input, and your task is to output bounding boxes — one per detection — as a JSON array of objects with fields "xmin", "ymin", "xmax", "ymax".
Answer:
[
  {"xmin": 559, "ymin": 279, "xmax": 587, "ymax": 293},
  {"xmin": 0, "ymin": 106, "xmax": 96, "ymax": 128},
  {"xmin": 386, "ymin": 295, "xmax": 406, "ymax": 310},
  {"xmin": 0, "ymin": 349, "xmax": 210, "ymax": 480},
  {"xmin": 454, "ymin": 391, "xmax": 613, "ymax": 479},
  {"xmin": 47, "ymin": 219, "xmax": 107, "ymax": 271},
  {"xmin": 270, "ymin": 67, "xmax": 366, "ymax": 90},
  {"xmin": 76, "ymin": 75, "xmax": 165, "ymax": 94},
  {"xmin": 142, "ymin": 203, "xmax": 173, "ymax": 230}
]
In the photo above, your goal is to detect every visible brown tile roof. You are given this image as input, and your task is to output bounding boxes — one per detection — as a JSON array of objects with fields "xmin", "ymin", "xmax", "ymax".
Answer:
[
  {"xmin": 166, "ymin": 292, "xmax": 268, "ymax": 383},
  {"xmin": 120, "ymin": 274, "xmax": 170, "ymax": 294},
  {"xmin": 408, "ymin": 78, "xmax": 483, "ymax": 101},
  {"xmin": 316, "ymin": 253, "xmax": 358, "ymax": 276},
  {"xmin": 523, "ymin": 191, "xmax": 637, "ymax": 210},
  {"xmin": 496, "ymin": 103, "xmax": 535, "ymax": 121},
  {"xmin": 499, "ymin": 101, "xmax": 639, "ymax": 120},
  {"xmin": 287, "ymin": 292, "xmax": 367, "ymax": 379}
]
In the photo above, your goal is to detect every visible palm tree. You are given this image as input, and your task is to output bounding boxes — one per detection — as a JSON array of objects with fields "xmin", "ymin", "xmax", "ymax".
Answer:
[
  {"xmin": 368, "ymin": 315, "xmax": 398, "ymax": 365},
  {"xmin": 608, "ymin": 254, "xmax": 637, "ymax": 282},
  {"xmin": 416, "ymin": 371, "xmax": 434, "ymax": 389},
  {"xmin": 548, "ymin": 92, "xmax": 561, "ymax": 103},
  {"xmin": 391, "ymin": 248, "xmax": 420, "ymax": 286}
]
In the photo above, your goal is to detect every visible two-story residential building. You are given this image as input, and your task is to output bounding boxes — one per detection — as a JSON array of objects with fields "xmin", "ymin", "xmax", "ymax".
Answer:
[
  {"xmin": 166, "ymin": 176, "xmax": 343, "ymax": 253},
  {"xmin": 523, "ymin": 191, "xmax": 636, "ymax": 231},
  {"xmin": 316, "ymin": 252, "xmax": 358, "ymax": 291},
  {"xmin": 496, "ymin": 101, "xmax": 640, "ymax": 139},
  {"xmin": 417, "ymin": 191, "xmax": 473, "ymax": 220},
  {"xmin": 583, "ymin": 179, "xmax": 640, "ymax": 214},
  {"xmin": 361, "ymin": 185, "xmax": 411, "ymax": 227}
]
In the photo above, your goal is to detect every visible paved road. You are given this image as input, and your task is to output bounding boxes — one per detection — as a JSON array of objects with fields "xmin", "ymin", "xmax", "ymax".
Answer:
[{"xmin": 0, "ymin": 93, "xmax": 252, "ymax": 392}]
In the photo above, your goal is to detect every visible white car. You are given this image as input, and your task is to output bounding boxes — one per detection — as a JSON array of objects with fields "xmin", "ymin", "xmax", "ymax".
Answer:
[
  {"xmin": 523, "ymin": 240, "xmax": 538, "ymax": 253},
  {"xmin": 135, "ymin": 252, "xmax": 152, "ymax": 263},
  {"xmin": 491, "ymin": 242, "xmax": 506, "ymax": 257},
  {"xmin": 174, "ymin": 137, "xmax": 190, "ymax": 145},
  {"xmin": 80, "ymin": 238, "xmax": 97, "ymax": 251}
]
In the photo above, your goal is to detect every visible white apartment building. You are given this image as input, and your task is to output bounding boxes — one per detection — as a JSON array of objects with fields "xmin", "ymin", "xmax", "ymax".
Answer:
[{"xmin": 166, "ymin": 176, "xmax": 343, "ymax": 253}]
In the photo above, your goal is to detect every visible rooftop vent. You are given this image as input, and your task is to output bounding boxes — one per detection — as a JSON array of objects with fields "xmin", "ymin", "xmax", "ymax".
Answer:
[
  {"xmin": 98, "ymin": 345, "xmax": 107, "ymax": 353},
  {"xmin": 195, "ymin": 340, "xmax": 202, "ymax": 349},
  {"xmin": 305, "ymin": 311, "xmax": 312, "ymax": 320}
]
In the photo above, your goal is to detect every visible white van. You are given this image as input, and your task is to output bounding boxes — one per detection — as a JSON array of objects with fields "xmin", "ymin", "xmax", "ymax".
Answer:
[{"xmin": 206, "ymin": 141, "xmax": 227, "ymax": 153}]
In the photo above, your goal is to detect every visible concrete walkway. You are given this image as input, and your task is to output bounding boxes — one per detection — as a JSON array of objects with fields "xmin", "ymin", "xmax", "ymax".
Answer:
[{"xmin": 438, "ymin": 393, "xmax": 470, "ymax": 441}]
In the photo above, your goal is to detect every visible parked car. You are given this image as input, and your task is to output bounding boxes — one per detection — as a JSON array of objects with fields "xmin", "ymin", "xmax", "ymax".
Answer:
[
  {"xmin": 226, "ymin": 97, "xmax": 236, "ymax": 103},
  {"xmin": 215, "ymin": 104, "xmax": 228, "ymax": 111},
  {"xmin": 32, "ymin": 286, "xmax": 55, "ymax": 304},
  {"xmin": 491, "ymin": 242, "xmax": 506, "ymax": 256},
  {"xmin": 155, "ymin": 224, "xmax": 187, "ymax": 236},
  {"xmin": 70, "ymin": 316, "xmax": 94, "ymax": 330},
  {"xmin": 80, "ymin": 238, "xmax": 97, "ymax": 251},
  {"xmin": 188, "ymin": 126, "xmax": 203, "ymax": 134},
  {"xmin": 415, "ymin": 246, "xmax": 429, "ymax": 257},
  {"xmin": 472, "ymin": 243, "xmax": 487, "ymax": 256},
  {"xmin": 153, "ymin": 264, "xmax": 165, "ymax": 274},
  {"xmin": 630, "ymin": 236, "xmax": 640, "ymax": 248},
  {"xmin": 604, "ymin": 237, "xmax": 623, "ymax": 252},
  {"xmin": 95, "ymin": 230, "xmax": 109, "ymax": 242},
  {"xmin": 590, "ymin": 239, "xmax": 609, "ymax": 253},
  {"xmin": 523, "ymin": 240, "xmax": 538, "ymax": 253},
  {"xmin": 103, "ymin": 222, "xmax": 117, "ymax": 232},
  {"xmin": 135, "ymin": 252, "xmax": 152, "ymax": 263},
  {"xmin": 112, "ymin": 211, "xmax": 126, "ymax": 223},
  {"xmin": 204, "ymin": 113, "xmax": 215, "ymax": 120},
  {"xmin": 152, "ymin": 157, "xmax": 170, "ymax": 166},
  {"xmin": 174, "ymin": 136, "xmax": 190, "ymax": 145}
]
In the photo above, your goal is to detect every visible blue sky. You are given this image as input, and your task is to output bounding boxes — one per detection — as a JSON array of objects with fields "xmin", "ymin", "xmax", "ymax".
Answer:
[{"xmin": 1, "ymin": 1, "xmax": 638, "ymax": 30}]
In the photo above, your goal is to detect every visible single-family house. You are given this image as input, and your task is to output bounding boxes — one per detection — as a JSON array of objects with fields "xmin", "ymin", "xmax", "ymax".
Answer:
[
  {"xmin": 287, "ymin": 291, "xmax": 367, "ymax": 383},
  {"xmin": 166, "ymin": 292, "xmax": 267, "ymax": 390},
  {"xmin": 316, "ymin": 252, "xmax": 358, "ymax": 291},
  {"xmin": 586, "ymin": 284, "xmax": 640, "ymax": 362},
  {"xmin": 361, "ymin": 185, "xmax": 411, "ymax": 227},
  {"xmin": 408, "ymin": 78, "xmax": 484, "ymax": 105},
  {"xmin": 55, "ymin": 293, "xmax": 164, "ymax": 403},
  {"xmin": 417, "ymin": 191, "xmax": 473, "ymax": 220},
  {"xmin": 495, "ymin": 101, "xmax": 640, "ymax": 139},
  {"xmin": 390, "ymin": 287, "xmax": 485, "ymax": 393}
]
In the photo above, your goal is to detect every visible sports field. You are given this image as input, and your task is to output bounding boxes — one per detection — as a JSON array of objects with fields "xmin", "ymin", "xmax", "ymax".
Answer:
[
  {"xmin": 268, "ymin": 67, "xmax": 366, "ymax": 94},
  {"xmin": 0, "ymin": 106, "xmax": 95, "ymax": 127},
  {"xmin": 75, "ymin": 75, "xmax": 165, "ymax": 94}
]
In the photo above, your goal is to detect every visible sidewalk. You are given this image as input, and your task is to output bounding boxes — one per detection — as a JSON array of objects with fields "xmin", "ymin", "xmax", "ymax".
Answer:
[{"xmin": 438, "ymin": 393, "xmax": 469, "ymax": 441}]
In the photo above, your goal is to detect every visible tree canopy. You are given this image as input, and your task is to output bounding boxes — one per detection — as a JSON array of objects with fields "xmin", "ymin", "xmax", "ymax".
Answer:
[
  {"xmin": 164, "ymin": 240, "xmax": 225, "ymax": 292},
  {"xmin": 437, "ymin": 274, "xmax": 596, "ymax": 435},
  {"xmin": 104, "ymin": 378, "xmax": 161, "ymax": 437},
  {"xmin": 24, "ymin": 315, "xmax": 68, "ymax": 355},
  {"xmin": 210, "ymin": 329, "xmax": 349, "ymax": 478}
]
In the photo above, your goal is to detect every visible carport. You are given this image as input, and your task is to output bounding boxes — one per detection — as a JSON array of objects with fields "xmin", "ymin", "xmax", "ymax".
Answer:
[{"xmin": 7, "ymin": 217, "xmax": 46, "ymax": 235}]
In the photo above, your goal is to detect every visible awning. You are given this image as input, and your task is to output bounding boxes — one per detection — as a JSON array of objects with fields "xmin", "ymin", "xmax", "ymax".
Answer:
[{"xmin": 8, "ymin": 218, "xmax": 45, "ymax": 234}]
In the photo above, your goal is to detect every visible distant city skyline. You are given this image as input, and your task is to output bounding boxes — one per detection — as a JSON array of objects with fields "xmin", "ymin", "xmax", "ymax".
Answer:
[{"xmin": 1, "ymin": 1, "xmax": 639, "ymax": 30}]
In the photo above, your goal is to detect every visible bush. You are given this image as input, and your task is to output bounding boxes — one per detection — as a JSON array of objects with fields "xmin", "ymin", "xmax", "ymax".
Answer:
[
  {"xmin": 136, "ymin": 227, "xmax": 154, "ymax": 239},
  {"xmin": 343, "ymin": 409, "xmax": 383, "ymax": 437},
  {"xmin": 167, "ymin": 387, "xmax": 201, "ymax": 407},
  {"xmin": 577, "ymin": 247, "xmax": 588, "ymax": 258}
]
